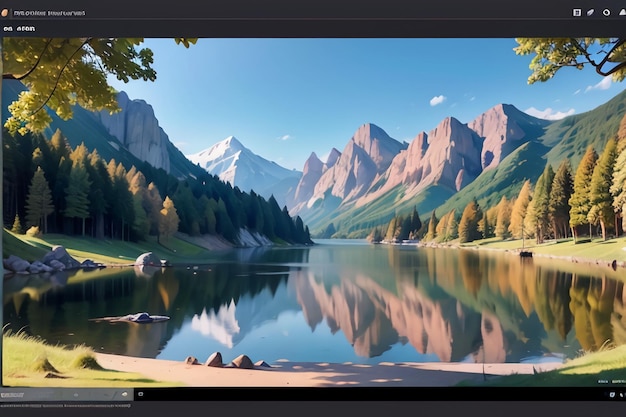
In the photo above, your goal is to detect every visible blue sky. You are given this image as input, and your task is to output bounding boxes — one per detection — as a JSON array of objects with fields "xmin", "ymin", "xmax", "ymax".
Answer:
[{"xmin": 107, "ymin": 38, "xmax": 624, "ymax": 170}]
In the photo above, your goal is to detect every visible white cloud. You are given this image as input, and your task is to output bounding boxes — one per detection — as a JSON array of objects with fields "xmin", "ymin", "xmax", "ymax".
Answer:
[
  {"xmin": 524, "ymin": 107, "xmax": 576, "ymax": 121},
  {"xmin": 279, "ymin": 134, "xmax": 292, "ymax": 141},
  {"xmin": 585, "ymin": 76, "xmax": 612, "ymax": 93},
  {"xmin": 469, "ymin": 96, "xmax": 476, "ymax": 102},
  {"xmin": 430, "ymin": 95, "xmax": 446, "ymax": 106},
  {"xmin": 574, "ymin": 89, "xmax": 581, "ymax": 95}
]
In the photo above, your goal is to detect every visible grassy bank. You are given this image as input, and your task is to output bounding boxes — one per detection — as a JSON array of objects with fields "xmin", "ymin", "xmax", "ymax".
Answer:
[
  {"xmin": 2, "ymin": 331, "xmax": 178, "ymax": 387},
  {"xmin": 457, "ymin": 235, "xmax": 626, "ymax": 265},
  {"xmin": 475, "ymin": 345, "xmax": 626, "ymax": 387},
  {"xmin": 3, "ymin": 229, "xmax": 222, "ymax": 265}
]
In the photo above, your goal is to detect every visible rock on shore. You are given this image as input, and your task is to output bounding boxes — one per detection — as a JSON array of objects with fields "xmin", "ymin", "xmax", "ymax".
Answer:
[{"xmin": 3, "ymin": 245, "xmax": 99, "ymax": 274}]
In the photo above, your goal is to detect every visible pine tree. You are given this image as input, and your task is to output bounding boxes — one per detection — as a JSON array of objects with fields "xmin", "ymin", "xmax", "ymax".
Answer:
[
  {"xmin": 509, "ymin": 180, "xmax": 532, "ymax": 239},
  {"xmin": 458, "ymin": 200, "xmax": 481, "ymax": 243},
  {"xmin": 385, "ymin": 217, "xmax": 398, "ymax": 242},
  {"xmin": 445, "ymin": 210, "xmax": 458, "ymax": 241},
  {"xmin": 131, "ymin": 193, "xmax": 150, "ymax": 240},
  {"xmin": 64, "ymin": 161, "xmax": 91, "ymax": 236},
  {"xmin": 495, "ymin": 196, "xmax": 513, "ymax": 239},
  {"xmin": 145, "ymin": 182, "xmax": 164, "ymax": 236},
  {"xmin": 425, "ymin": 211, "xmax": 438, "ymax": 241},
  {"xmin": 11, "ymin": 214, "xmax": 23, "ymax": 234},
  {"xmin": 49, "ymin": 128, "xmax": 71, "ymax": 161},
  {"xmin": 479, "ymin": 210, "xmax": 491, "ymax": 239},
  {"xmin": 588, "ymin": 139, "xmax": 618, "ymax": 241},
  {"xmin": 548, "ymin": 160, "xmax": 573, "ymax": 239},
  {"xmin": 400, "ymin": 215, "xmax": 412, "ymax": 241},
  {"xmin": 216, "ymin": 198, "xmax": 237, "ymax": 242},
  {"xmin": 25, "ymin": 167, "xmax": 55, "ymax": 233},
  {"xmin": 87, "ymin": 150, "xmax": 111, "ymax": 239},
  {"xmin": 436, "ymin": 210, "xmax": 457, "ymax": 242},
  {"xmin": 611, "ymin": 146, "xmax": 626, "ymax": 233},
  {"xmin": 529, "ymin": 164, "xmax": 555, "ymax": 243},
  {"xmin": 569, "ymin": 146, "xmax": 598, "ymax": 240},
  {"xmin": 204, "ymin": 197, "xmax": 218, "ymax": 235},
  {"xmin": 159, "ymin": 196, "xmax": 180, "ymax": 242},
  {"xmin": 409, "ymin": 206, "xmax": 422, "ymax": 239}
]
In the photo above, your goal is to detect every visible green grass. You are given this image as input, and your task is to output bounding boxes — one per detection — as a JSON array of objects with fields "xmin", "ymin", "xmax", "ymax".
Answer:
[
  {"xmin": 4, "ymin": 229, "xmax": 217, "ymax": 266},
  {"xmin": 2, "ymin": 331, "xmax": 178, "ymax": 387},
  {"xmin": 460, "ymin": 235, "xmax": 626, "ymax": 264},
  {"xmin": 2, "ymin": 229, "xmax": 50, "ymax": 262},
  {"xmin": 474, "ymin": 345, "xmax": 626, "ymax": 387}
]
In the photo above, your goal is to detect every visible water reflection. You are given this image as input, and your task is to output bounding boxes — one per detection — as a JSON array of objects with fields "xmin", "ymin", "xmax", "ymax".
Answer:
[{"xmin": 3, "ymin": 243, "xmax": 625, "ymax": 364}]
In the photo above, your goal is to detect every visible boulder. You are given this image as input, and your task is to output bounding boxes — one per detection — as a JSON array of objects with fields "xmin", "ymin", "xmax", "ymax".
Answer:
[
  {"xmin": 81, "ymin": 259, "xmax": 100, "ymax": 269},
  {"xmin": 28, "ymin": 261, "xmax": 49, "ymax": 274},
  {"xmin": 135, "ymin": 252, "xmax": 161, "ymax": 267},
  {"xmin": 4, "ymin": 255, "xmax": 31, "ymax": 273},
  {"xmin": 184, "ymin": 356, "xmax": 199, "ymax": 365},
  {"xmin": 204, "ymin": 352, "xmax": 223, "ymax": 367},
  {"xmin": 230, "ymin": 354, "xmax": 254, "ymax": 369},
  {"xmin": 48, "ymin": 260, "xmax": 66, "ymax": 272},
  {"xmin": 42, "ymin": 246, "xmax": 81, "ymax": 270},
  {"xmin": 254, "ymin": 360, "xmax": 271, "ymax": 368}
]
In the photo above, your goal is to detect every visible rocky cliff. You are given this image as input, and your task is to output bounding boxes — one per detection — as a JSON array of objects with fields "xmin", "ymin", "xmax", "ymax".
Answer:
[
  {"xmin": 309, "ymin": 123, "xmax": 407, "ymax": 204},
  {"xmin": 357, "ymin": 117, "xmax": 483, "ymax": 207},
  {"xmin": 469, "ymin": 103, "xmax": 548, "ymax": 171},
  {"xmin": 95, "ymin": 91, "xmax": 171, "ymax": 173}
]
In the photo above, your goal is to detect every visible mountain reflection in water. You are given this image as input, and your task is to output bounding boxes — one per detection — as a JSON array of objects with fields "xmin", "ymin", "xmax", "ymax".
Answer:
[{"xmin": 3, "ymin": 241, "xmax": 626, "ymax": 364}]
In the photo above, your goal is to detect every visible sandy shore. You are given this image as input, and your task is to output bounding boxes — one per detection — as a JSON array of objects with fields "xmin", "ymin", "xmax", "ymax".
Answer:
[{"xmin": 95, "ymin": 353, "xmax": 563, "ymax": 387}]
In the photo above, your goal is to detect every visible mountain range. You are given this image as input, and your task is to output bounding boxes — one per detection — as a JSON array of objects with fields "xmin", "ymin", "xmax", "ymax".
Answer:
[
  {"xmin": 288, "ymin": 90, "xmax": 626, "ymax": 237},
  {"xmin": 182, "ymin": 91, "xmax": 626, "ymax": 238},
  {"xmin": 5, "ymin": 78, "xmax": 626, "ymax": 239}
]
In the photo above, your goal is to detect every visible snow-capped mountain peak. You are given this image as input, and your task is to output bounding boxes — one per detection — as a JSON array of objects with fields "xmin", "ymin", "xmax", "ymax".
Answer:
[{"xmin": 186, "ymin": 136, "xmax": 302, "ymax": 206}]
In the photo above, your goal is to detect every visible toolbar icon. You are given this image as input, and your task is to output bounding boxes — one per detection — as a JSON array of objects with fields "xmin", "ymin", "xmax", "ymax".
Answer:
[
  {"xmin": 1, "ymin": 9, "xmax": 8, "ymax": 17},
  {"xmin": 602, "ymin": 8, "xmax": 611, "ymax": 16},
  {"xmin": 619, "ymin": 8, "xmax": 626, "ymax": 15},
  {"xmin": 573, "ymin": 8, "xmax": 582, "ymax": 16},
  {"xmin": 587, "ymin": 8, "xmax": 595, "ymax": 16}
]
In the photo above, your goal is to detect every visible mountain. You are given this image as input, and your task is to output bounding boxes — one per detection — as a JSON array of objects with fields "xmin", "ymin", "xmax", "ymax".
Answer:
[
  {"xmin": 94, "ymin": 91, "xmax": 171, "ymax": 173},
  {"xmin": 291, "ymin": 149, "xmax": 341, "ymax": 213},
  {"xmin": 186, "ymin": 136, "xmax": 302, "ymax": 206},
  {"xmin": 308, "ymin": 123, "xmax": 407, "ymax": 204},
  {"xmin": 357, "ymin": 117, "xmax": 484, "ymax": 209},
  {"xmin": 2, "ymin": 81, "xmax": 206, "ymax": 180},
  {"xmin": 288, "ymin": 89, "xmax": 626, "ymax": 237},
  {"xmin": 468, "ymin": 104, "xmax": 549, "ymax": 171}
]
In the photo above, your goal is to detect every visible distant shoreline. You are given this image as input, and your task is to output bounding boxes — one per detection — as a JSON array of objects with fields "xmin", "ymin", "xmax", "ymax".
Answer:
[{"xmin": 416, "ymin": 239, "xmax": 626, "ymax": 270}]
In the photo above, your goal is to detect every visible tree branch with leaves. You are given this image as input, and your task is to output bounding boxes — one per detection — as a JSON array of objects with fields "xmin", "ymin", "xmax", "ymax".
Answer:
[
  {"xmin": 2, "ymin": 37, "xmax": 196, "ymax": 135},
  {"xmin": 514, "ymin": 38, "xmax": 626, "ymax": 84}
]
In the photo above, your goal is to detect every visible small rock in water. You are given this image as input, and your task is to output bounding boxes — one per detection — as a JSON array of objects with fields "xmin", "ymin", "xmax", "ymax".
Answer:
[
  {"xmin": 230, "ymin": 354, "xmax": 254, "ymax": 369},
  {"xmin": 205, "ymin": 352, "xmax": 223, "ymax": 367},
  {"xmin": 184, "ymin": 356, "xmax": 199, "ymax": 365}
]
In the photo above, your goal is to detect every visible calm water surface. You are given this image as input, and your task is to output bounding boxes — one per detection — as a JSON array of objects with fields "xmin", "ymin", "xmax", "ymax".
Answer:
[{"xmin": 4, "ymin": 240, "xmax": 626, "ymax": 365}]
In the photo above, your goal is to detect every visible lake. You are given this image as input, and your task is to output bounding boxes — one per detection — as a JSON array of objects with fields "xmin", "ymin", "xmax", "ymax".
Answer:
[{"xmin": 3, "ymin": 240, "xmax": 626, "ymax": 365}]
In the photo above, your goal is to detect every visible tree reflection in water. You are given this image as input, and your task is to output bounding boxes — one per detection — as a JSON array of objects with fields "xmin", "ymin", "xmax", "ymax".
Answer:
[{"xmin": 3, "ymin": 244, "xmax": 625, "ymax": 363}]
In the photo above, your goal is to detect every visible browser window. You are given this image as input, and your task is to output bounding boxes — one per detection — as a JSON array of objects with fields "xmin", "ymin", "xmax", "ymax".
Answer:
[{"xmin": 2, "ymin": 0, "xmax": 626, "ymax": 414}]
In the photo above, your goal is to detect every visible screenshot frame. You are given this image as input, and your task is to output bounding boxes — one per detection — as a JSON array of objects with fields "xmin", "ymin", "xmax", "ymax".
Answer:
[{"xmin": 1, "ymin": 0, "xmax": 626, "ymax": 413}]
